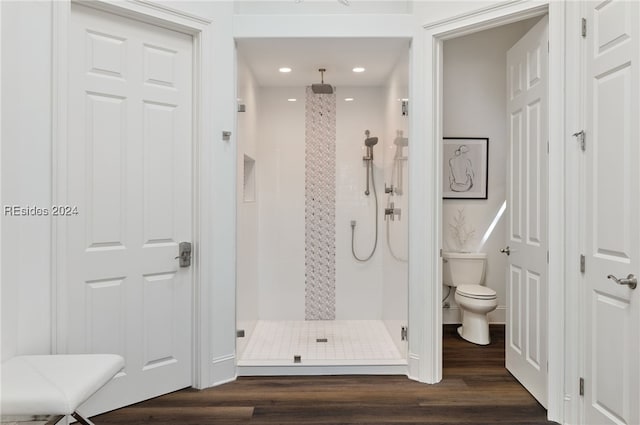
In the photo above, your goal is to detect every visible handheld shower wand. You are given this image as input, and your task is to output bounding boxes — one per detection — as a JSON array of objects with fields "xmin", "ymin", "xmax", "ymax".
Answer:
[
  {"xmin": 362, "ymin": 130, "xmax": 379, "ymax": 196},
  {"xmin": 352, "ymin": 130, "xmax": 380, "ymax": 262}
]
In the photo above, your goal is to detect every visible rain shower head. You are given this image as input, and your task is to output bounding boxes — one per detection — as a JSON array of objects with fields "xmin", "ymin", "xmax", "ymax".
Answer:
[{"xmin": 311, "ymin": 68, "xmax": 334, "ymax": 94}]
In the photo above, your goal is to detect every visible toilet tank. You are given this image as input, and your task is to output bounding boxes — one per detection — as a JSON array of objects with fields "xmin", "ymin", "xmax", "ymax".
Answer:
[{"xmin": 442, "ymin": 252, "xmax": 487, "ymax": 287}]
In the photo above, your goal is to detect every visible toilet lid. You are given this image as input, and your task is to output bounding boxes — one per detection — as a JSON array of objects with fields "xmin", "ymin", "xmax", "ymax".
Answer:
[{"xmin": 456, "ymin": 284, "xmax": 497, "ymax": 300}]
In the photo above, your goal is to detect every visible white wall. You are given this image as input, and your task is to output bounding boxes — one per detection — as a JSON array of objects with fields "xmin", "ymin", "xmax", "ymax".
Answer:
[
  {"xmin": 1, "ymin": 1, "xmax": 53, "ymax": 361},
  {"xmin": 412, "ymin": 1, "xmax": 500, "ymax": 25},
  {"xmin": 234, "ymin": 1, "xmax": 411, "ymax": 15},
  {"xmin": 441, "ymin": 18, "xmax": 540, "ymax": 324}
]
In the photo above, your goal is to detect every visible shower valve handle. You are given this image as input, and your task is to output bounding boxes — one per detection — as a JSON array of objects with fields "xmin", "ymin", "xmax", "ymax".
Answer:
[
  {"xmin": 385, "ymin": 203, "xmax": 399, "ymax": 221},
  {"xmin": 385, "ymin": 184, "xmax": 394, "ymax": 194}
]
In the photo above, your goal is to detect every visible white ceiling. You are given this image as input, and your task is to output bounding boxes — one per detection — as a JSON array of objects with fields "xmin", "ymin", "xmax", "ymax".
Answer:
[{"xmin": 236, "ymin": 37, "xmax": 410, "ymax": 87}]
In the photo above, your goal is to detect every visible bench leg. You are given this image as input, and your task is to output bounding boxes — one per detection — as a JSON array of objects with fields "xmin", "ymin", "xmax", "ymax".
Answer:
[{"xmin": 71, "ymin": 412, "xmax": 96, "ymax": 425}]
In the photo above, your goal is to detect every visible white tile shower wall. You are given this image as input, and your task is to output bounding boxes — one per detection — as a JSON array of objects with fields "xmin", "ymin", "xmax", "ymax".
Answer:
[
  {"xmin": 257, "ymin": 87, "xmax": 386, "ymax": 320},
  {"xmin": 257, "ymin": 87, "xmax": 307, "ymax": 320},
  {"xmin": 442, "ymin": 18, "xmax": 541, "ymax": 324},
  {"xmin": 304, "ymin": 87, "xmax": 337, "ymax": 320},
  {"xmin": 335, "ymin": 87, "xmax": 386, "ymax": 320}
]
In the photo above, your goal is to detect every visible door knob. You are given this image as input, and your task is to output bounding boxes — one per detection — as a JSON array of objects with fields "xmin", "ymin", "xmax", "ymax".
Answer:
[
  {"xmin": 500, "ymin": 246, "xmax": 511, "ymax": 256},
  {"xmin": 607, "ymin": 274, "xmax": 637, "ymax": 290}
]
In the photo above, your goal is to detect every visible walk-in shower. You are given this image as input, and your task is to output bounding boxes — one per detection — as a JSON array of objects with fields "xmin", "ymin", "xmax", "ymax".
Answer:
[
  {"xmin": 351, "ymin": 130, "xmax": 379, "ymax": 262},
  {"xmin": 235, "ymin": 37, "xmax": 410, "ymax": 375}
]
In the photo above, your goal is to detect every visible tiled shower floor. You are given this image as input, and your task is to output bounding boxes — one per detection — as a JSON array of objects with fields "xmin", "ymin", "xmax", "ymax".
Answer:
[{"xmin": 237, "ymin": 320, "xmax": 404, "ymax": 366}]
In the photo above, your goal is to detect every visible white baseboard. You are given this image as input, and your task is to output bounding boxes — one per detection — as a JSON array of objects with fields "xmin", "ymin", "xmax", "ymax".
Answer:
[
  {"xmin": 488, "ymin": 306, "xmax": 506, "ymax": 324},
  {"xmin": 210, "ymin": 354, "xmax": 236, "ymax": 387},
  {"xmin": 407, "ymin": 352, "xmax": 421, "ymax": 382}
]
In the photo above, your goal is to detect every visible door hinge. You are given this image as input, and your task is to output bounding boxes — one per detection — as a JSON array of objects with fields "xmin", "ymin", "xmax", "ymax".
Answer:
[
  {"xmin": 581, "ymin": 18, "xmax": 587, "ymax": 38},
  {"xmin": 401, "ymin": 326, "xmax": 408, "ymax": 341},
  {"xmin": 573, "ymin": 130, "xmax": 586, "ymax": 151},
  {"xmin": 580, "ymin": 254, "xmax": 586, "ymax": 274},
  {"xmin": 579, "ymin": 377, "xmax": 585, "ymax": 396}
]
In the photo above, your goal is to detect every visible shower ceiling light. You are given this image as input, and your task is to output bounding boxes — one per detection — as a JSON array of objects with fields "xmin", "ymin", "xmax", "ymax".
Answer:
[
  {"xmin": 352, "ymin": 67, "xmax": 365, "ymax": 73},
  {"xmin": 344, "ymin": 98, "xmax": 354, "ymax": 102},
  {"xmin": 287, "ymin": 98, "xmax": 297, "ymax": 102},
  {"xmin": 279, "ymin": 67, "xmax": 292, "ymax": 73}
]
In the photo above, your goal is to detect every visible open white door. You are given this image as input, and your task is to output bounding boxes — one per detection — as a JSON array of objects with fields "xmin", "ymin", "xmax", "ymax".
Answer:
[
  {"xmin": 64, "ymin": 4, "xmax": 193, "ymax": 414},
  {"xmin": 583, "ymin": 1, "xmax": 640, "ymax": 424},
  {"xmin": 505, "ymin": 16, "xmax": 548, "ymax": 408}
]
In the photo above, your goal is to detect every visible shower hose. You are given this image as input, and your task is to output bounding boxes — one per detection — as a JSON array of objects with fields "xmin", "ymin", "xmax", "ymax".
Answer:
[{"xmin": 351, "ymin": 158, "xmax": 378, "ymax": 262}]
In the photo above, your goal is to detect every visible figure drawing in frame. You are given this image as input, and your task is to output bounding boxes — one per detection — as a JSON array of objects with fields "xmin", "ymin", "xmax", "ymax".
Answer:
[{"xmin": 443, "ymin": 138, "xmax": 488, "ymax": 199}]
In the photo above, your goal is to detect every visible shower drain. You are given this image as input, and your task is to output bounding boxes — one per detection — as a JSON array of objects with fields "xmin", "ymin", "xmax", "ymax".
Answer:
[{"xmin": 316, "ymin": 338, "xmax": 328, "ymax": 343}]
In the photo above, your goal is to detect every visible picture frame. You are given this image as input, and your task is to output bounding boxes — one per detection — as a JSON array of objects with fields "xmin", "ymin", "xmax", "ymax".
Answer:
[{"xmin": 443, "ymin": 137, "xmax": 489, "ymax": 199}]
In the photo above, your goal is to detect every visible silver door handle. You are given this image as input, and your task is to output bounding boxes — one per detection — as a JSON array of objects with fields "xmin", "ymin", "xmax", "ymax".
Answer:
[
  {"xmin": 607, "ymin": 274, "xmax": 637, "ymax": 290},
  {"xmin": 500, "ymin": 246, "xmax": 511, "ymax": 256},
  {"xmin": 175, "ymin": 241, "xmax": 192, "ymax": 267}
]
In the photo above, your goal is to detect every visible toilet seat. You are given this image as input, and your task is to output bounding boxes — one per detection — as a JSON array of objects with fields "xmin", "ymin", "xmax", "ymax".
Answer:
[{"xmin": 456, "ymin": 284, "xmax": 496, "ymax": 300}]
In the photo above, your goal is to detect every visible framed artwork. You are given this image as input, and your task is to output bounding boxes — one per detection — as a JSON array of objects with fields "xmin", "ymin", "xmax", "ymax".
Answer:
[{"xmin": 443, "ymin": 137, "xmax": 489, "ymax": 199}]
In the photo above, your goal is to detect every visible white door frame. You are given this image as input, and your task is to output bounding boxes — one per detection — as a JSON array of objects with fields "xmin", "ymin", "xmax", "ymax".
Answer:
[
  {"xmin": 416, "ymin": 2, "xmax": 567, "ymax": 422},
  {"xmin": 51, "ymin": 0, "xmax": 215, "ymax": 390}
]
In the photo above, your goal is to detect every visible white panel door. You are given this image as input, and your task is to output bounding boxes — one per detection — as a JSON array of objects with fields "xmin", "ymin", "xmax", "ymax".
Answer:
[
  {"xmin": 65, "ymin": 4, "xmax": 193, "ymax": 414},
  {"xmin": 505, "ymin": 16, "xmax": 548, "ymax": 408},
  {"xmin": 583, "ymin": 1, "xmax": 639, "ymax": 424}
]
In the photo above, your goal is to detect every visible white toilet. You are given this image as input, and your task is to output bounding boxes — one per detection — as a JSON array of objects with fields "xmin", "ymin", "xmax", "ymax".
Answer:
[{"xmin": 443, "ymin": 251, "xmax": 497, "ymax": 345}]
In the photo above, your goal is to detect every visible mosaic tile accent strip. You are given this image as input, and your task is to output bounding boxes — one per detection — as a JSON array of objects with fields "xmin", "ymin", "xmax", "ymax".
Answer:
[{"xmin": 304, "ymin": 87, "xmax": 336, "ymax": 320}]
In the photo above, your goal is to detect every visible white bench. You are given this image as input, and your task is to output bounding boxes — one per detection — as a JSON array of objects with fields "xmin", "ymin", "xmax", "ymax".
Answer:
[{"xmin": 1, "ymin": 354, "xmax": 124, "ymax": 425}]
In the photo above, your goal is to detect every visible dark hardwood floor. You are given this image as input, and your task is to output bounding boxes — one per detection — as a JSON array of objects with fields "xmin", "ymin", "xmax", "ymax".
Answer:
[{"xmin": 94, "ymin": 325, "xmax": 556, "ymax": 424}]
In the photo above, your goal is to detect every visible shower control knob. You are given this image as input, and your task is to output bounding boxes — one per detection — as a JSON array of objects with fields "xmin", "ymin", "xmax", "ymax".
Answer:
[
  {"xmin": 385, "ymin": 184, "xmax": 395, "ymax": 194},
  {"xmin": 385, "ymin": 203, "xmax": 399, "ymax": 221}
]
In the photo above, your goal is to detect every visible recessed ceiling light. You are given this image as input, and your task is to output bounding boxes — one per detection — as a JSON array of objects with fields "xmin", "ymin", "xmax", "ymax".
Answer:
[
  {"xmin": 279, "ymin": 67, "xmax": 292, "ymax": 73},
  {"xmin": 287, "ymin": 98, "xmax": 297, "ymax": 102},
  {"xmin": 352, "ymin": 67, "xmax": 365, "ymax": 73},
  {"xmin": 344, "ymin": 97, "xmax": 354, "ymax": 102}
]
